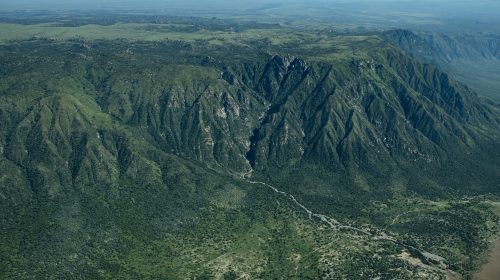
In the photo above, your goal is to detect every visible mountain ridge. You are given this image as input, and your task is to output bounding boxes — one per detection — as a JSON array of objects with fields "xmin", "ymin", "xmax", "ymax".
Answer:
[
  {"xmin": 383, "ymin": 29, "xmax": 500, "ymax": 99},
  {"xmin": 0, "ymin": 34, "xmax": 499, "ymax": 279}
]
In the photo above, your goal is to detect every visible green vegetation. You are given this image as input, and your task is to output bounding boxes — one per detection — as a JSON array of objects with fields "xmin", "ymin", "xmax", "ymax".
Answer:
[
  {"xmin": 384, "ymin": 29, "xmax": 500, "ymax": 100},
  {"xmin": 0, "ymin": 15, "xmax": 499, "ymax": 279}
]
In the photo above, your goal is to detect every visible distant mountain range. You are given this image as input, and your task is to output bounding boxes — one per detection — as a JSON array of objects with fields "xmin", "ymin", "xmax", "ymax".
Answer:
[{"xmin": 384, "ymin": 29, "xmax": 500, "ymax": 99}]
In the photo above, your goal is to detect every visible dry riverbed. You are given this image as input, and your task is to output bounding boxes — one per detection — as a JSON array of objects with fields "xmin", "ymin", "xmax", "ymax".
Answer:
[{"xmin": 474, "ymin": 239, "xmax": 500, "ymax": 280}]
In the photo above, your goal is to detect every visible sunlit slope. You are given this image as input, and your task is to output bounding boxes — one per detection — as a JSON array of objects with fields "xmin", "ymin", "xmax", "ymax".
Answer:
[{"xmin": 0, "ymin": 32, "xmax": 498, "ymax": 279}]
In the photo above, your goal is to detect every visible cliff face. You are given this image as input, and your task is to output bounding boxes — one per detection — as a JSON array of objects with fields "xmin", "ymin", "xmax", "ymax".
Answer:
[
  {"xmin": 0, "ymin": 39, "xmax": 498, "ymax": 196},
  {"xmin": 0, "ymin": 37, "xmax": 498, "ymax": 279}
]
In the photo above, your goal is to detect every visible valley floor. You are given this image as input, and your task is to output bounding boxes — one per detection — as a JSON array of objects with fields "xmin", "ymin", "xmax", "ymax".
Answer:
[{"xmin": 474, "ymin": 239, "xmax": 500, "ymax": 280}]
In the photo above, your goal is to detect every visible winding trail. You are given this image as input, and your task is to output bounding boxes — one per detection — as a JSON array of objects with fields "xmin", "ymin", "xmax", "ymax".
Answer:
[
  {"xmin": 244, "ymin": 178, "xmax": 458, "ymax": 276},
  {"xmin": 225, "ymin": 74, "xmax": 457, "ymax": 275}
]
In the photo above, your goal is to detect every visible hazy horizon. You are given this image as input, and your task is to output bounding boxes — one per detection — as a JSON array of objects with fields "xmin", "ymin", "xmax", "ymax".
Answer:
[
  {"xmin": 1, "ymin": 0, "xmax": 499, "ymax": 16},
  {"xmin": 1, "ymin": 0, "xmax": 499, "ymax": 34}
]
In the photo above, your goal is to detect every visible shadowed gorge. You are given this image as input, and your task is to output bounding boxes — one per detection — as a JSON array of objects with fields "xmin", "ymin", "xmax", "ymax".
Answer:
[{"xmin": 0, "ymin": 12, "xmax": 499, "ymax": 280}]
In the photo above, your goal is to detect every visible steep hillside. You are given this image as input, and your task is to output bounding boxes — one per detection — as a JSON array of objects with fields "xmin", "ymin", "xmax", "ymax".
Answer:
[
  {"xmin": 384, "ymin": 30, "xmax": 500, "ymax": 62},
  {"xmin": 384, "ymin": 29, "xmax": 500, "ymax": 99},
  {"xmin": 0, "ymin": 34, "xmax": 499, "ymax": 279}
]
